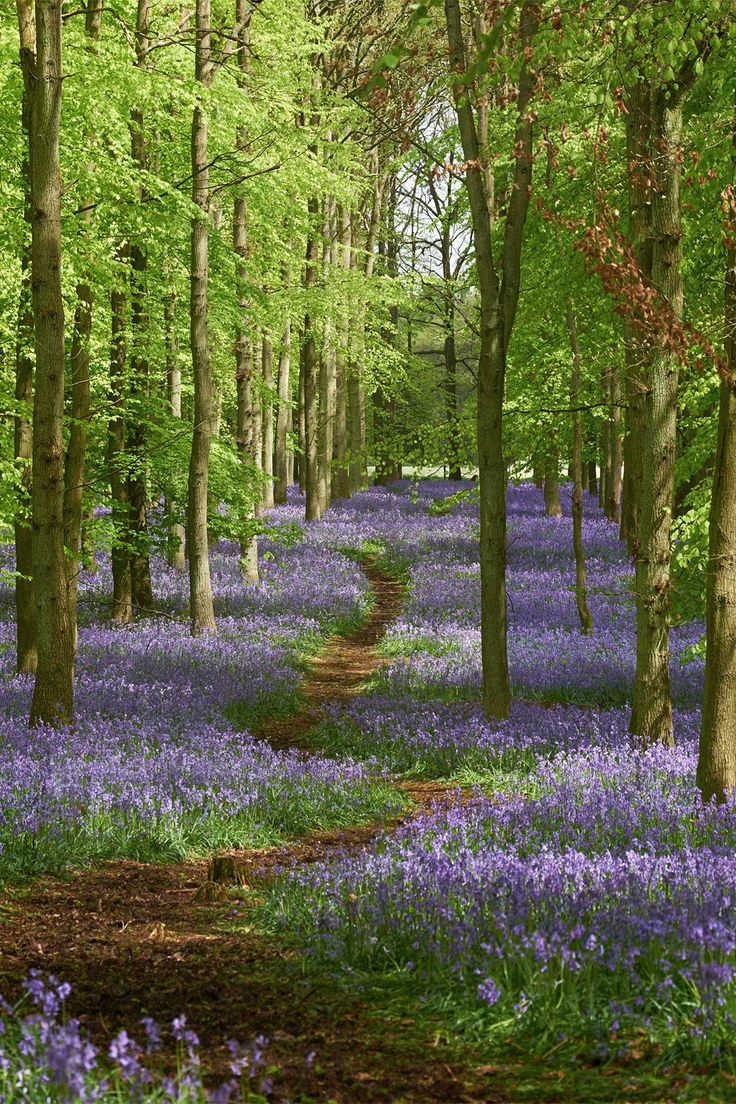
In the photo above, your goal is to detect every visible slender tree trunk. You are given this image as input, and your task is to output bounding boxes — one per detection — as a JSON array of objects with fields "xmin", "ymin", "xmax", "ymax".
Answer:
[
  {"xmin": 62, "ymin": 0, "xmax": 101, "ymax": 645},
  {"xmin": 236, "ymin": 337, "xmax": 259, "ymax": 581},
  {"xmin": 532, "ymin": 454, "xmax": 544, "ymax": 487},
  {"xmin": 317, "ymin": 196, "xmax": 335, "ymax": 512},
  {"xmin": 187, "ymin": 0, "xmax": 216, "ymax": 633},
  {"xmin": 629, "ymin": 93, "xmax": 685, "ymax": 747},
  {"xmin": 274, "ymin": 318, "xmax": 291, "ymax": 505},
  {"xmin": 544, "ymin": 443, "xmax": 563, "ymax": 517},
  {"xmin": 108, "ymin": 256, "xmax": 133, "ymax": 624},
  {"xmin": 304, "ymin": 194, "xmax": 321, "ymax": 521},
  {"xmin": 567, "ymin": 299, "xmax": 593, "ymax": 633},
  {"xmin": 261, "ymin": 334, "xmax": 275, "ymax": 509},
  {"xmin": 165, "ymin": 282, "xmax": 186, "ymax": 570},
  {"xmin": 349, "ymin": 184, "xmax": 382, "ymax": 493},
  {"xmin": 588, "ymin": 456, "xmax": 597, "ymax": 498},
  {"xmin": 697, "ymin": 138, "xmax": 736, "ymax": 800},
  {"xmin": 25, "ymin": 0, "xmax": 75, "ymax": 726},
  {"xmin": 297, "ymin": 341, "xmax": 305, "ymax": 493},
  {"xmin": 14, "ymin": 5, "xmax": 37, "ymax": 674},
  {"xmin": 607, "ymin": 366, "xmax": 623, "ymax": 523},
  {"xmin": 125, "ymin": 0, "xmax": 154, "ymax": 612},
  {"xmin": 332, "ymin": 205, "xmax": 351, "ymax": 500},
  {"xmin": 445, "ymin": 0, "xmax": 535, "ymax": 720},
  {"xmin": 233, "ymin": 0, "xmax": 258, "ymax": 577},
  {"xmin": 621, "ymin": 82, "xmax": 652, "ymax": 549}
]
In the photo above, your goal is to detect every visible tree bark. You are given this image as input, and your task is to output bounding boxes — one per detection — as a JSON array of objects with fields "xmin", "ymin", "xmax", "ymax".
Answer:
[
  {"xmin": 606, "ymin": 366, "xmax": 623, "ymax": 523},
  {"xmin": 274, "ymin": 318, "xmax": 291, "ymax": 505},
  {"xmin": 621, "ymin": 82, "xmax": 652, "ymax": 549},
  {"xmin": 444, "ymin": 0, "xmax": 535, "ymax": 720},
  {"xmin": 587, "ymin": 457, "xmax": 597, "ymax": 498},
  {"xmin": 304, "ymin": 194, "xmax": 321, "ymax": 521},
  {"xmin": 108, "ymin": 254, "xmax": 133, "ymax": 624},
  {"xmin": 14, "ymin": 0, "xmax": 37, "ymax": 675},
  {"xmin": 25, "ymin": 0, "xmax": 75, "ymax": 725},
  {"xmin": 331, "ymin": 205, "xmax": 351, "ymax": 500},
  {"xmin": 261, "ymin": 334, "xmax": 275, "ymax": 509},
  {"xmin": 629, "ymin": 92, "xmax": 685, "ymax": 747},
  {"xmin": 697, "ymin": 141, "xmax": 736, "ymax": 799},
  {"xmin": 165, "ymin": 281, "xmax": 186, "ymax": 570},
  {"xmin": 125, "ymin": 0, "xmax": 154, "ymax": 611},
  {"xmin": 567, "ymin": 299, "xmax": 593, "ymax": 633},
  {"xmin": 187, "ymin": 0, "xmax": 216, "ymax": 633},
  {"xmin": 544, "ymin": 443, "xmax": 562, "ymax": 517},
  {"xmin": 232, "ymin": 0, "xmax": 258, "ymax": 576}
]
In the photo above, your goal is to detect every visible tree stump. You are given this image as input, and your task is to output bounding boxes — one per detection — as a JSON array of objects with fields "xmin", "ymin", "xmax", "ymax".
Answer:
[{"xmin": 193, "ymin": 854, "xmax": 247, "ymax": 902}]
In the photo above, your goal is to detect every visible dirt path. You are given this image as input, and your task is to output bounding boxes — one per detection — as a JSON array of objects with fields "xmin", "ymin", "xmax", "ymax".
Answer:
[{"xmin": 0, "ymin": 561, "xmax": 500, "ymax": 1104}]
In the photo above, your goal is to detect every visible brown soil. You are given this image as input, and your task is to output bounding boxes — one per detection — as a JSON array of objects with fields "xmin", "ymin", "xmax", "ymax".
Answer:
[{"xmin": 0, "ymin": 560, "xmax": 502, "ymax": 1104}]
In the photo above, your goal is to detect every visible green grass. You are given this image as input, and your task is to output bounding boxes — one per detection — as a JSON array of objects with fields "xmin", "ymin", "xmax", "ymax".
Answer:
[{"xmin": 0, "ymin": 775, "xmax": 407, "ymax": 883}]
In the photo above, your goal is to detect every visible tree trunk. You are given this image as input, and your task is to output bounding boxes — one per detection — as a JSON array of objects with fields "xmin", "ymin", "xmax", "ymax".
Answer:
[
  {"xmin": 261, "ymin": 334, "xmax": 275, "ymax": 509},
  {"xmin": 297, "ymin": 341, "xmax": 305, "ymax": 493},
  {"xmin": 697, "ymin": 152, "xmax": 736, "ymax": 800},
  {"xmin": 187, "ymin": 0, "xmax": 216, "ymax": 633},
  {"xmin": 607, "ymin": 366, "xmax": 623, "ymax": 523},
  {"xmin": 236, "ymin": 336, "xmax": 259, "ymax": 582},
  {"xmin": 629, "ymin": 93, "xmax": 684, "ymax": 747},
  {"xmin": 108, "ymin": 256, "xmax": 133, "ymax": 624},
  {"xmin": 621, "ymin": 82, "xmax": 652, "ymax": 549},
  {"xmin": 532, "ymin": 455, "xmax": 544, "ymax": 488},
  {"xmin": 14, "ymin": 4, "xmax": 37, "ymax": 674},
  {"xmin": 587, "ymin": 457, "xmax": 597, "ymax": 498},
  {"xmin": 62, "ymin": 0, "xmax": 101, "ymax": 645},
  {"xmin": 331, "ymin": 205, "xmax": 351, "ymax": 500},
  {"xmin": 165, "ymin": 282, "xmax": 186, "ymax": 570},
  {"xmin": 567, "ymin": 299, "xmax": 592, "ymax": 633},
  {"xmin": 544, "ymin": 443, "xmax": 563, "ymax": 517},
  {"xmin": 126, "ymin": 0, "xmax": 154, "ymax": 612},
  {"xmin": 349, "ymin": 186, "xmax": 382, "ymax": 494},
  {"xmin": 274, "ymin": 318, "xmax": 291, "ymax": 505},
  {"xmin": 444, "ymin": 0, "xmax": 536, "ymax": 720},
  {"xmin": 317, "ymin": 196, "xmax": 336, "ymax": 512},
  {"xmin": 304, "ymin": 195, "xmax": 321, "ymax": 521},
  {"xmin": 26, "ymin": 0, "xmax": 75, "ymax": 726}
]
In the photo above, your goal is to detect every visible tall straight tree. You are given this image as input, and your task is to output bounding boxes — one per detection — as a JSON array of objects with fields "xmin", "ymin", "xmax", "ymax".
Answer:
[
  {"xmin": 108, "ymin": 257, "xmax": 134, "ymax": 624},
  {"xmin": 261, "ymin": 335, "xmax": 275, "ymax": 509},
  {"xmin": 331, "ymin": 206, "xmax": 351, "ymax": 500},
  {"xmin": 233, "ymin": 0, "xmax": 259, "ymax": 578},
  {"xmin": 128, "ymin": 0, "xmax": 154, "ymax": 612},
  {"xmin": 187, "ymin": 0, "xmax": 216, "ymax": 632},
  {"xmin": 567, "ymin": 299, "xmax": 592, "ymax": 633},
  {"xmin": 444, "ymin": 0, "xmax": 536, "ymax": 719},
  {"xmin": 21, "ymin": 0, "xmax": 75, "ymax": 724},
  {"xmin": 14, "ymin": 0, "xmax": 37, "ymax": 675},
  {"xmin": 696, "ymin": 141, "xmax": 736, "ymax": 802},
  {"xmin": 630, "ymin": 63, "xmax": 706, "ymax": 746},
  {"xmin": 63, "ymin": 0, "xmax": 101, "ymax": 645},
  {"xmin": 274, "ymin": 316, "xmax": 292, "ymax": 505},
  {"xmin": 304, "ymin": 191, "xmax": 322, "ymax": 521}
]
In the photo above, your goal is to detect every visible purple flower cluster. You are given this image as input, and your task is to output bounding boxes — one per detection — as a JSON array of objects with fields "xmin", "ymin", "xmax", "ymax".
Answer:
[
  {"xmin": 0, "ymin": 973, "xmax": 275, "ymax": 1102},
  {"xmin": 0, "ymin": 520, "xmax": 399, "ymax": 879},
  {"xmin": 260, "ymin": 481, "xmax": 734, "ymax": 1059}
]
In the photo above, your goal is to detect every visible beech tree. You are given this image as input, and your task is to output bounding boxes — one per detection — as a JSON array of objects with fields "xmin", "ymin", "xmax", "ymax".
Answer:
[
  {"xmin": 19, "ymin": 0, "xmax": 75, "ymax": 725},
  {"xmin": 444, "ymin": 0, "xmax": 536, "ymax": 720}
]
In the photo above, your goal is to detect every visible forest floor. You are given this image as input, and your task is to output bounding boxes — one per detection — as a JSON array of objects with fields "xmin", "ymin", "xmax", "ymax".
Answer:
[
  {"xmin": 0, "ymin": 562, "xmax": 499, "ymax": 1103},
  {"xmin": 0, "ymin": 494, "xmax": 733, "ymax": 1103}
]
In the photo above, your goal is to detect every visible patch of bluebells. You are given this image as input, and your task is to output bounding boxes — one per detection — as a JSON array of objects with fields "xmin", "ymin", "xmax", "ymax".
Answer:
[
  {"xmin": 265, "ymin": 735, "xmax": 736, "ymax": 1058},
  {"xmin": 303, "ymin": 479, "xmax": 703, "ymax": 710},
  {"xmin": 0, "ymin": 973, "xmax": 278, "ymax": 1102},
  {"xmin": 261, "ymin": 482, "xmax": 736, "ymax": 1060},
  {"xmin": 0, "ymin": 512, "xmax": 402, "ymax": 879}
]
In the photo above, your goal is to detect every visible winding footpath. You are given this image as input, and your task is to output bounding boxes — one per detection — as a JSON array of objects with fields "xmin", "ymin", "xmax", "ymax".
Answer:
[{"xmin": 0, "ymin": 563, "xmax": 497, "ymax": 1104}]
